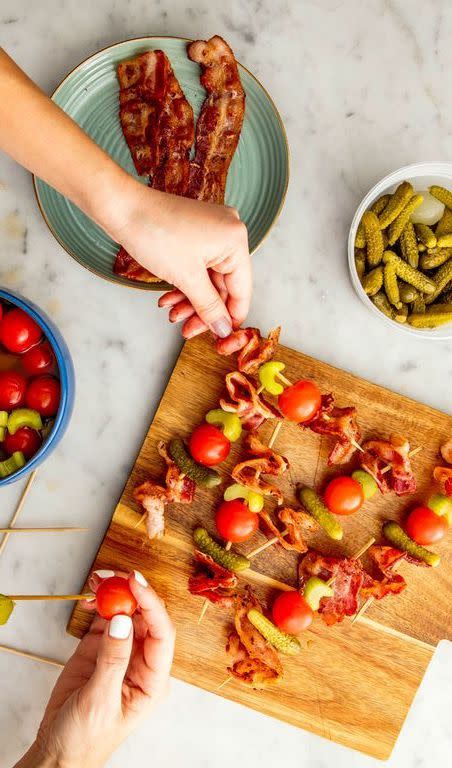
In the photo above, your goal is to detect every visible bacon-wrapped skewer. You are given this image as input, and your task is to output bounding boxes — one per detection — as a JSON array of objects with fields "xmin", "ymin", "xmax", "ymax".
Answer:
[
  {"xmin": 257, "ymin": 506, "xmax": 319, "ymax": 554},
  {"xmin": 360, "ymin": 434, "xmax": 416, "ymax": 495},
  {"xmin": 304, "ymin": 394, "xmax": 361, "ymax": 465},
  {"xmin": 231, "ymin": 433, "xmax": 288, "ymax": 504},
  {"xmin": 188, "ymin": 550, "xmax": 238, "ymax": 608},
  {"xmin": 216, "ymin": 327, "xmax": 281, "ymax": 375},
  {"xmin": 220, "ymin": 372, "xmax": 280, "ymax": 432}
]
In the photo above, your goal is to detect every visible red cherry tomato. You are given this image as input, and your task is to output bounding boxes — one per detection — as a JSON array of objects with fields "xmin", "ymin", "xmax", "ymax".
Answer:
[
  {"xmin": 323, "ymin": 476, "xmax": 365, "ymax": 516},
  {"xmin": 95, "ymin": 576, "xmax": 137, "ymax": 620},
  {"xmin": 189, "ymin": 422, "xmax": 230, "ymax": 466},
  {"xmin": 25, "ymin": 376, "xmax": 60, "ymax": 416},
  {"xmin": 215, "ymin": 499, "xmax": 258, "ymax": 543},
  {"xmin": 0, "ymin": 370, "xmax": 27, "ymax": 409},
  {"xmin": 0, "ymin": 308, "xmax": 42, "ymax": 354},
  {"xmin": 0, "ymin": 303, "xmax": 3, "ymax": 323},
  {"xmin": 278, "ymin": 380, "xmax": 322, "ymax": 423},
  {"xmin": 22, "ymin": 341, "xmax": 54, "ymax": 375},
  {"xmin": 405, "ymin": 506, "xmax": 448, "ymax": 545},
  {"xmin": 272, "ymin": 591, "xmax": 313, "ymax": 635},
  {"xmin": 3, "ymin": 427, "xmax": 42, "ymax": 459}
]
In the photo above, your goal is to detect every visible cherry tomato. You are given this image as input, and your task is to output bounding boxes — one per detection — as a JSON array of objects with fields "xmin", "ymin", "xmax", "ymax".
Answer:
[
  {"xmin": 22, "ymin": 341, "xmax": 54, "ymax": 375},
  {"xmin": 95, "ymin": 576, "xmax": 137, "ymax": 620},
  {"xmin": 25, "ymin": 376, "xmax": 60, "ymax": 416},
  {"xmin": 323, "ymin": 476, "xmax": 365, "ymax": 516},
  {"xmin": 189, "ymin": 422, "xmax": 230, "ymax": 466},
  {"xmin": 0, "ymin": 308, "xmax": 42, "ymax": 354},
  {"xmin": 272, "ymin": 591, "xmax": 313, "ymax": 635},
  {"xmin": 0, "ymin": 303, "xmax": 3, "ymax": 323},
  {"xmin": 405, "ymin": 506, "xmax": 448, "ymax": 545},
  {"xmin": 0, "ymin": 370, "xmax": 27, "ymax": 410},
  {"xmin": 3, "ymin": 427, "xmax": 42, "ymax": 459},
  {"xmin": 215, "ymin": 499, "xmax": 258, "ymax": 543},
  {"xmin": 278, "ymin": 380, "xmax": 321, "ymax": 423}
]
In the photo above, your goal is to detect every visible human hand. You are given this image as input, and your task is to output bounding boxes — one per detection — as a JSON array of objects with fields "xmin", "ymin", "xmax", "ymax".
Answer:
[
  {"xmin": 111, "ymin": 182, "xmax": 252, "ymax": 339},
  {"xmin": 19, "ymin": 571, "xmax": 175, "ymax": 768}
]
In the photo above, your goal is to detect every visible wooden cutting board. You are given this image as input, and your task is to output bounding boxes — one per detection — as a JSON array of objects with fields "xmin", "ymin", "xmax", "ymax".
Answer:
[{"xmin": 68, "ymin": 333, "xmax": 451, "ymax": 759}]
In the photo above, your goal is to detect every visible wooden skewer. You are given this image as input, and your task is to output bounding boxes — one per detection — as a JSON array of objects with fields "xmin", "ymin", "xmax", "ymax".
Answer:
[
  {"xmin": 197, "ymin": 600, "xmax": 209, "ymax": 624},
  {"xmin": 247, "ymin": 533, "xmax": 285, "ymax": 559},
  {"xmin": 6, "ymin": 593, "xmax": 94, "ymax": 602},
  {"xmin": 133, "ymin": 511, "xmax": 147, "ymax": 530},
  {"xmin": 217, "ymin": 674, "xmax": 233, "ymax": 691},
  {"xmin": 268, "ymin": 420, "xmax": 283, "ymax": 449},
  {"xmin": 0, "ymin": 470, "xmax": 37, "ymax": 556},
  {"xmin": 380, "ymin": 446, "xmax": 422, "ymax": 475},
  {"xmin": 0, "ymin": 643, "xmax": 64, "ymax": 668},
  {"xmin": 325, "ymin": 536, "xmax": 376, "ymax": 587},
  {"xmin": 0, "ymin": 527, "xmax": 88, "ymax": 534},
  {"xmin": 276, "ymin": 372, "xmax": 292, "ymax": 387}
]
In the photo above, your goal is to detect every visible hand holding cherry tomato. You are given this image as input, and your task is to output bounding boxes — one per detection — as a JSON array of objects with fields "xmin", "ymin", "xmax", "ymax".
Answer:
[
  {"xmin": 0, "ymin": 308, "xmax": 42, "ymax": 353},
  {"xmin": 405, "ymin": 506, "xmax": 448, "ymax": 545},
  {"xmin": 95, "ymin": 576, "xmax": 138, "ymax": 620},
  {"xmin": 272, "ymin": 591, "xmax": 313, "ymax": 634},
  {"xmin": 189, "ymin": 422, "xmax": 230, "ymax": 466},
  {"xmin": 215, "ymin": 499, "xmax": 258, "ymax": 543},
  {"xmin": 324, "ymin": 476, "xmax": 364, "ymax": 516},
  {"xmin": 278, "ymin": 380, "xmax": 321, "ymax": 423}
]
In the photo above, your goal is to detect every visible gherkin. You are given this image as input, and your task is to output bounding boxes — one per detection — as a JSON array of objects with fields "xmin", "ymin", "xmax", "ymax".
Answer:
[
  {"xmin": 415, "ymin": 223, "xmax": 436, "ymax": 249},
  {"xmin": 387, "ymin": 195, "xmax": 423, "ymax": 245},
  {"xmin": 362, "ymin": 211, "xmax": 384, "ymax": 267},
  {"xmin": 371, "ymin": 291, "xmax": 395, "ymax": 319},
  {"xmin": 400, "ymin": 222, "xmax": 419, "ymax": 268},
  {"xmin": 430, "ymin": 185, "xmax": 452, "ymax": 211},
  {"xmin": 437, "ymin": 234, "xmax": 452, "ymax": 248},
  {"xmin": 420, "ymin": 248, "xmax": 452, "ymax": 270},
  {"xmin": 383, "ymin": 263, "xmax": 401, "ymax": 307},
  {"xmin": 378, "ymin": 181, "xmax": 413, "ymax": 229},
  {"xmin": 383, "ymin": 251, "xmax": 435, "ymax": 294},
  {"xmin": 425, "ymin": 259, "xmax": 452, "ymax": 304},
  {"xmin": 362, "ymin": 266, "xmax": 383, "ymax": 296},
  {"xmin": 435, "ymin": 207, "xmax": 452, "ymax": 236}
]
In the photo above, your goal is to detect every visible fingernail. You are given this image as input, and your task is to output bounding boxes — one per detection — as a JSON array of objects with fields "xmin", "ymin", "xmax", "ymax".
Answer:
[
  {"xmin": 109, "ymin": 614, "xmax": 132, "ymax": 639},
  {"xmin": 210, "ymin": 318, "xmax": 232, "ymax": 338},
  {"xmin": 94, "ymin": 569, "xmax": 115, "ymax": 579},
  {"xmin": 133, "ymin": 569, "xmax": 148, "ymax": 586}
]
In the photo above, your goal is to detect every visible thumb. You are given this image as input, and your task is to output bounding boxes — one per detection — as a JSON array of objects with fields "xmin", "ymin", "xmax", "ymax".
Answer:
[
  {"xmin": 183, "ymin": 269, "xmax": 232, "ymax": 338},
  {"xmin": 87, "ymin": 615, "xmax": 133, "ymax": 700}
]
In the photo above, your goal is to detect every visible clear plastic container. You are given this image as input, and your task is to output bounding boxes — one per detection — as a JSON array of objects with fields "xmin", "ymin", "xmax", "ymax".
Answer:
[{"xmin": 348, "ymin": 162, "xmax": 452, "ymax": 340}]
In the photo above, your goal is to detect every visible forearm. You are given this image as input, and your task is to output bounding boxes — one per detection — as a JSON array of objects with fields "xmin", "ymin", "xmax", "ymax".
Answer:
[
  {"xmin": 14, "ymin": 742, "xmax": 60, "ymax": 768},
  {"xmin": 0, "ymin": 48, "xmax": 136, "ymax": 236}
]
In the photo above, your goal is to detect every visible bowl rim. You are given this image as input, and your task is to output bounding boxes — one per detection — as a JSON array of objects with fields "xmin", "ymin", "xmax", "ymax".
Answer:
[
  {"xmin": 0, "ymin": 288, "xmax": 74, "ymax": 484},
  {"xmin": 348, "ymin": 161, "xmax": 452, "ymax": 340},
  {"xmin": 33, "ymin": 35, "xmax": 291, "ymax": 291}
]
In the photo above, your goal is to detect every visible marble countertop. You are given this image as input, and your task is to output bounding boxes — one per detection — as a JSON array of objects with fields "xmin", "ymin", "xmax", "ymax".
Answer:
[{"xmin": 1, "ymin": 0, "xmax": 451, "ymax": 766}]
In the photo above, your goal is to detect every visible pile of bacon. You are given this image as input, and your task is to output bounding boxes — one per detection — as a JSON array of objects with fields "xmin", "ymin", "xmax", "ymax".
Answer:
[{"xmin": 114, "ymin": 35, "xmax": 245, "ymax": 282}]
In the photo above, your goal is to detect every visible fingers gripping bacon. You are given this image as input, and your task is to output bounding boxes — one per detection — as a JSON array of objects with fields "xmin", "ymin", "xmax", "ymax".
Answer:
[
  {"xmin": 114, "ymin": 247, "xmax": 161, "ymax": 283},
  {"xmin": 258, "ymin": 506, "xmax": 319, "ymax": 553},
  {"xmin": 216, "ymin": 327, "xmax": 281, "ymax": 375},
  {"xmin": 360, "ymin": 546, "xmax": 407, "ymax": 600},
  {"xmin": 226, "ymin": 589, "xmax": 283, "ymax": 688},
  {"xmin": 305, "ymin": 394, "xmax": 361, "ymax": 465},
  {"xmin": 220, "ymin": 372, "xmax": 280, "ymax": 432},
  {"xmin": 231, "ymin": 433, "xmax": 288, "ymax": 504},
  {"xmin": 360, "ymin": 434, "xmax": 416, "ymax": 495},
  {"xmin": 188, "ymin": 550, "xmax": 238, "ymax": 607},
  {"xmin": 299, "ymin": 552, "xmax": 365, "ymax": 625}
]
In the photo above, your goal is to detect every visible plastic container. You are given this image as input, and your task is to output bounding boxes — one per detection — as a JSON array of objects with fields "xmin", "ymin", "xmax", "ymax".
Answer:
[
  {"xmin": 348, "ymin": 162, "xmax": 452, "ymax": 339},
  {"xmin": 0, "ymin": 288, "xmax": 75, "ymax": 485}
]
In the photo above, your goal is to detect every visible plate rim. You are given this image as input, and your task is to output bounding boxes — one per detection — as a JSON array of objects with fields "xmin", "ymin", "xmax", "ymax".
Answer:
[{"xmin": 33, "ymin": 35, "xmax": 290, "ymax": 291}]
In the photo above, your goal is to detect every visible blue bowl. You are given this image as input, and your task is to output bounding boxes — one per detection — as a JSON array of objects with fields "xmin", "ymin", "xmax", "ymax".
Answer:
[{"xmin": 0, "ymin": 288, "xmax": 75, "ymax": 485}]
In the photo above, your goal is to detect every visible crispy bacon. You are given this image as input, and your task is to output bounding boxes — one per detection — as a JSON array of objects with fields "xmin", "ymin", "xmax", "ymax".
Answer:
[
  {"xmin": 299, "ymin": 551, "xmax": 365, "ymax": 625},
  {"xmin": 226, "ymin": 589, "xmax": 283, "ymax": 688},
  {"xmin": 220, "ymin": 371, "xmax": 280, "ymax": 432},
  {"xmin": 113, "ymin": 247, "xmax": 160, "ymax": 283},
  {"xmin": 231, "ymin": 433, "xmax": 288, "ymax": 503},
  {"xmin": 187, "ymin": 36, "xmax": 245, "ymax": 204},
  {"xmin": 440, "ymin": 438, "xmax": 452, "ymax": 465},
  {"xmin": 258, "ymin": 506, "xmax": 318, "ymax": 553},
  {"xmin": 360, "ymin": 434, "xmax": 416, "ymax": 495},
  {"xmin": 215, "ymin": 327, "xmax": 281, "ymax": 375},
  {"xmin": 433, "ymin": 465, "xmax": 452, "ymax": 494},
  {"xmin": 305, "ymin": 394, "xmax": 361, "ymax": 465},
  {"xmin": 157, "ymin": 441, "xmax": 196, "ymax": 503},
  {"xmin": 188, "ymin": 550, "xmax": 238, "ymax": 607},
  {"xmin": 360, "ymin": 546, "xmax": 407, "ymax": 600}
]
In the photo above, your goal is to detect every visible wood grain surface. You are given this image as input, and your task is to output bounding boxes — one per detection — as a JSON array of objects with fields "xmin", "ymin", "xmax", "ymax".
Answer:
[{"xmin": 68, "ymin": 333, "xmax": 451, "ymax": 758}]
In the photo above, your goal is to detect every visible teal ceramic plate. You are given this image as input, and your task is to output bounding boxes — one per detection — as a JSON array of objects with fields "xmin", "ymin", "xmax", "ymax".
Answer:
[{"xmin": 34, "ymin": 36, "xmax": 289, "ymax": 290}]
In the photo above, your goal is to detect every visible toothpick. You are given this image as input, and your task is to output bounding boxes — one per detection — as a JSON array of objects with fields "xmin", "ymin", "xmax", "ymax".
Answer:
[
  {"xmin": 380, "ymin": 446, "xmax": 422, "ymax": 475},
  {"xmin": 217, "ymin": 674, "xmax": 233, "ymax": 691},
  {"xmin": 247, "ymin": 532, "xmax": 286, "ymax": 559},
  {"xmin": 133, "ymin": 511, "xmax": 147, "ymax": 530},
  {"xmin": 197, "ymin": 599, "xmax": 209, "ymax": 624},
  {"xmin": 0, "ymin": 643, "xmax": 64, "ymax": 668},
  {"xmin": 326, "ymin": 536, "xmax": 376, "ymax": 587},
  {"xmin": 6, "ymin": 593, "xmax": 94, "ymax": 602},
  {"xmin": 276, "ymin": 372, "xmax": 292, "ymax": 387},
  {"xmin": 0, "ymin": 527, "xmax": 88, "ymax": 534},
  {"xmin": 268, "ymin": 420, "xmax": 283, "ymax": 449},
  {"xmin": 225, "ymin": 541, "xmax": 232, "ymax": 551},
  {"xmin": 351, "ymin": 596, "xmax": 373, "ymax": 624},
  {"xmin": 351, "ymin": 439, "xmax": 365, "ymax": 454},
  {"xmin": 0, "ymin": 470, "xmax": 37, "ymax": 556}
]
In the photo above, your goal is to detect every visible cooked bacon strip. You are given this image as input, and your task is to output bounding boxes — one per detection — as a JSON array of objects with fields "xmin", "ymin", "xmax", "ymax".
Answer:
[
  {"xmin": 433, "ymin": 465, "xmax": 452, "ymax": 495},
  {"xmin": 220, "ymin": 372, "xmax": 280, "ymax": 432},
  {"xmin": 187, "ymin": 36, "xmax": 245, "ymax": 204},
  {"xmin": 188, "ymin": 550, "xmax": 238, "ymax": 607},
  {"xmin": 305, "ymin": 394, "xmax": 361, "ymax": 465},
  {"xmin": 360, "ymin": 434, "xmax": 416, "ymax": 495},
  {"xmin": 226, "ymin": 589, "xmax": 283, "ymax": 688},
  {"xmin": 299, "ymin": 551, "xmax": 365, "ymax": 625},
  {"xmin": 113, "ymin": 247, "xmax": 160, "ymax": 283},
  {"xmin": 258, "ymin": 506, "xmax": 319, "ymax": 553},
  {"xmin": 360, "ymin": 546, "xmax": 407, "ymax": 600},
  {"xmin": 215, "ymin": 327, "xmax": 281, "ymax": 375},
  {"xmin": 157, "ymin": 442, "xmax": 196, "ymax": 503},
  {"xmin": 231, "ymin": 433, "xmax": 288, "ymax": 503}
]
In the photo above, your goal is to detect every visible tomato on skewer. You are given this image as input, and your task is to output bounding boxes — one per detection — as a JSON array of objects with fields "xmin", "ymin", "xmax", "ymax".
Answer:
[
  {"xmin": 405, "ymin": 506, "xmax": 448, "ymax": 546},
  {"xmin": 95, "ymin": 576, "xmax": 137, "ymax": 620},
  {"xmin": 324, "ymin": 476, "xmax": 365, "ymax": 516},
  {"xmin": 189, "ymin": 422, "xmax": 230, "ymax": 466},
  {"xmin": 272, "ymin": 591, "xmax": 313, "ymax": 634},
  {"xmin": 215, "ymin": 499, "xmax": 258, "ymax": 543},
  {"xmin": 278, "ymin": 380, "xmax": 321, "ymax": 424}
]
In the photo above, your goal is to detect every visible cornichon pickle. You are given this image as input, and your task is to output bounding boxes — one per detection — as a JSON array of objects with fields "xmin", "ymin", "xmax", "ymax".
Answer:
[
  {"xmin": 420, "ymin": 248, "xmax": 452, "ymax": 270},
  {"xmin": 362, "ymin": 266, "xmax": 383, "ymax": 296},
  {"xmin": 370, "ymin": 194, "xmax": 391, "ymax": 216},
  {"xmin": 355, "ymin": 222, "xmax": 366, "ymax": 249},
  {"xmin": 425, "ymin": 259, "xmax": 452, "ymax": 304},
  {"xmin": 354, "ymin": 249, "xmax": 366, "ymax": 280},
  {"xmin": 193, "ymin": 527, "xmax": 250, "ymax": 572},
  {"xmin": 415, "ymin": 223, "xmax": 437, "ymax": 248},
  {"xmin": 297, "ymin": 486, "xmax": 343, "ymax": 540},
  {"xmin": 383, "ymin": 262, "xmax": 402, "ymax": 307},
  {"xmin": 398, "ymin": 282, "xmax": 419, "ymax": 303},
  {"xmin": 430, "ymin": 185, "xmax": 452, "ymax": 211},
  {"xmin": 378, "ymin": 181, "xmax": 413, "ymax": 229},
  {"xmin": 371, "ymin": 291, "xmax": 395, "ymax": 319},
  {"xmin": 383, "ymin": 251, "xmax": 435, "ymax": 294},
  {"xmin": 387, "ymin": 194, "xmax": 423, "ymax": 245},
  {"xmin": 169, "ymin": 439, "xmax": 221, "ymax": 488},
  {"xmin": 382, "ymin": 521, "xmax": 440, "ymax": 567},
  {"xmin": 437, "ymin": 234, "xmax": 452, "ymax": 248},
  {"xmin": 408, "ymin": 311, "xmax": 452, "ymax": 328},
  {"xmin": 362, "ymin": 211, "xmax": 384, "ymax": 267},
  {"xmin": 435, "ymin": 207, "xmax": 452, "ymax": 236},
  {"xmin": 439, "ymin": 289, "xmax": 452, "ymax": 304},
  {"xmin": 412, "ymin": 296, "xmax": 426, "ymax": 313},
  {"xmin": 400, "ymin": 222, "xmax": 419, "ymax": 268},
  {"xmin": 394, "ymin": 304, "xmax": 408, "ymax": 323},
  {"xmin": 417, "ymin": 242, "xmax": 427, "ymax": 252},
  {"xmin": 247, "ymin": 608, "xmax": 301, "ymax": 655}
]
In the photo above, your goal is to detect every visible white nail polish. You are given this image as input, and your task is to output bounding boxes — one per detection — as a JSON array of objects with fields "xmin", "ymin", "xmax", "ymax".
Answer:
[
  {"xmin": 109, "ymin": 614, "xmax": 132, "ymax": 639},
  {"xmin": 93, "ymin": 569, "xmax": 115, "ymax": 579},
  {"xmin": 133, "ymin": 569, "xmax": 148, "ymax": 586}
]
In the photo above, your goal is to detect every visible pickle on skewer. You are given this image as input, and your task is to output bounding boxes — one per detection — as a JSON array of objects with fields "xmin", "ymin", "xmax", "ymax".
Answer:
[
  {"xmin": 378, "ymin": 181, "xmax": 413, "ymax": 229},
  {"xmin": 415, "ymin": 223, "xmax": 437, "ymax": 249},
  {"xmin": 383, "ymin": 251, "xmax": 435, "ymax": 294},
  {"xmin": 362, "ymin": 211, "xmax": 384, "ymax": 267},
  {"xmin": 382, "ymin": 521, "xmax": 440, "ymax": 567},
  {"xmin": 400, "ymin": 222, "xmax": 419, "ymax": 268},
  {"xmin": 297, "ymin": 487, "xmax": 343, "ymax": 541},
  {"xmin": 362, "ymin": 266, "xmax": 383, "ymax": 296},
  {"xmin": 387, "ymin": 194, "xmax": 423, "ymax": 246},
  {"xmin": 169, "ymin": 439, "xmax": 221, "ymax": 488},
  {"xmin": 193, "ymin": 527, "xmax": 250, "ymax": 572},
  {"xmin": 247, "ymin": 609, "xmax": 301, "ymax": 655}
]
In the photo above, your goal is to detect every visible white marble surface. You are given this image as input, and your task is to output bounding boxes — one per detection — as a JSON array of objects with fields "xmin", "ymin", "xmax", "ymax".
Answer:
[{"xmin": 0, "ymin": 0, "xmax": 451, "ymax": 765}]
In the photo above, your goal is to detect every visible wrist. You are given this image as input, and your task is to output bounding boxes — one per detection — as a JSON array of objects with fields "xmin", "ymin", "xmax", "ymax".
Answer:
[
  {"xmin": 76, "ymin": 160, "xmax": 143, "ymax": 241},
  {"xmin": 15, "ymin": 742, "xmax": 85, "ymax": 768}
]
